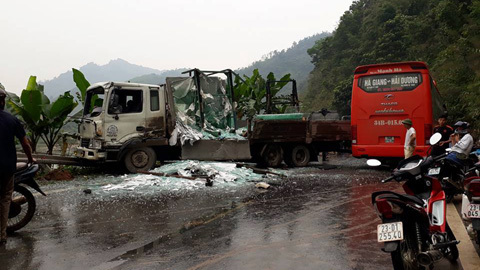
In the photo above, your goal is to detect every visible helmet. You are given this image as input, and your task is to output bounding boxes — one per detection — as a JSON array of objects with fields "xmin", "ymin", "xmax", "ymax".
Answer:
[{"xmin": 454, "ymin": 121, "xmax": 469, "ymax": 134}]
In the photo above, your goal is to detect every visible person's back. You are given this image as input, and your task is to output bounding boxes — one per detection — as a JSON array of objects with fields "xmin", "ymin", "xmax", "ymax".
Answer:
[
  {"xmin": 402, "ymin": 119, "xmax": 416, "ymax": 159},
  {"xmin": 0, "ymin": 85, "xmax": 34, "ymax": 245},
  {"xmin": 0, "ymin": 110, "xmax": 26, "ymax": 175}
]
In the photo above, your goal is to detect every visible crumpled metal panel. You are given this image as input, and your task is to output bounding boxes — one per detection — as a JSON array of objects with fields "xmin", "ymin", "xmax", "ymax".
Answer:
[{"xmin": 166, "ymin": 76, "xmax": 245, "ymax": 146}]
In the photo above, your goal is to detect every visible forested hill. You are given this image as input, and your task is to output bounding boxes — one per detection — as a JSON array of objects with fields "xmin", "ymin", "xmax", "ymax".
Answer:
[
  {"xmin": 303, "ymin": 0, "xmax": 480, "ymax": 128},
  {"xmin": 236, "ymin": 33, "xmax": 330, "ymax": 94},
  {"xmin": 41, "ymin": 59, "xmax": 164, "ymax": 98}
]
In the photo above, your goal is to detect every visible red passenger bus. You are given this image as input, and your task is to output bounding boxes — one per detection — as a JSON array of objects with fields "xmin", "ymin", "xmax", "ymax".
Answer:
[{"xmin": 351, "ymin": 61, "xmax": 445, "ymax": 160}]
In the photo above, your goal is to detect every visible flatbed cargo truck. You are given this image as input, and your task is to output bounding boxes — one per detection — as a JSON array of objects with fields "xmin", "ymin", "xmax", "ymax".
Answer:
[{"xmin": 74, "ymin": 69, "xmax": 352, "ymax": 172}]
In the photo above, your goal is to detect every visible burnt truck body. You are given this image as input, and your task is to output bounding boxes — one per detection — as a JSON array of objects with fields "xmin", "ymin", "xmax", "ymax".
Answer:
[{"xmin": 249, "ymin": 112, "xmax": 351, "ymax": 167}]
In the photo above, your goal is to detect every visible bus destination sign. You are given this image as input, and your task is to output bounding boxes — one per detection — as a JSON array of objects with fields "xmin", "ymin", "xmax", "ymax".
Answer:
[{"xmin": 359, "ymin": 73, "xmax": 422, "ymax": 92}]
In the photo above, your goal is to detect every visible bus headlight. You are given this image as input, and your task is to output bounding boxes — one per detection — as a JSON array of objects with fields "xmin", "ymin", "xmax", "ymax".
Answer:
[{"xmin": 89, "ymin": 139, "xmax": 102, "ymax": 150}]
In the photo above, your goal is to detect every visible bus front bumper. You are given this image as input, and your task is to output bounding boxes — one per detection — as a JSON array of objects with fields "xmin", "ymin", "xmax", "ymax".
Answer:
[{"xmin": 352, "ymin": 145, "xmax": 429, "ymax": 158}]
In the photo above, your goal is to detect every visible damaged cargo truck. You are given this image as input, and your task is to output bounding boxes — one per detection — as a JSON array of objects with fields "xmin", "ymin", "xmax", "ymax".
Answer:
[{"xmin": 75, "ymin": 69, "xmax": 251, "ymax": 173}]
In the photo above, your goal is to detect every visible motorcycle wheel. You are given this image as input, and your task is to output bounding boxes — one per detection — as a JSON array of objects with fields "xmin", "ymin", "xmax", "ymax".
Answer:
[
  {"xmin": 7, "ymin": 185, "xmax": 36, "ymax": 233},
  {"xmin": 446, "ymin": 194, "xmax": 454, "ymax": 203},
  {"xmin": 476, "ymin": 230, "xmax": 480, "ymax": 245},
  {"xmin": 446, "ymin": 223, "xmax": 459, "ymax": 262},
  {"xmin": 391, "ymin": 233, "xmax": 424, "ymax": 270}
]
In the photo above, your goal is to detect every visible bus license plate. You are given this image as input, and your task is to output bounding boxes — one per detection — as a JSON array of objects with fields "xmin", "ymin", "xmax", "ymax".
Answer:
[
  {"xmin": 377, "ymin": 222, "xmax": 404, "ymax": 242},
  {"xmin": 428, "ymin": 167, "xmax": 441, "ymax": 175},
  {"xmin": 466, "ymin": 204, "xmax": 480, "ymax": 218},
  {"xmin": 385, "ymin": 137, "xmax": 394, "ymax": 143}
]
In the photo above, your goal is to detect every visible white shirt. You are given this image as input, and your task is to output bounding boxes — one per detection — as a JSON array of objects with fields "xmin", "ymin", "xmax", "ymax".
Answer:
[
  {"xmin": 451, "ymin": 133, "xmax": 474, "ymax": 155},
  {"xmin": 404, "ymin": 127, "xmax": 416, "ymax": 148}
]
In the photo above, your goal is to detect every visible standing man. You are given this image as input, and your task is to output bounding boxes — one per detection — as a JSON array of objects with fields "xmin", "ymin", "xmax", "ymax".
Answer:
[
  {"xmin": 0, "ymin": 84, "xmax": 34, "ymax": 245},
  {"xmin": 402, "ymin": 118, "xmax": 416, "ymax": 159},
  {"xmin": 432, "ymin": 114, "xmax": 454, "ymax": 156}
]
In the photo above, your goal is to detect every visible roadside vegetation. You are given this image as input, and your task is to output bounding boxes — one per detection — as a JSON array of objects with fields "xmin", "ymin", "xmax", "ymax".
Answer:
[
  {"xmin": 303, "ymin": 0, "xmax": 480, "ymax": 131},
  {"xmin": 234, "ymin": 69, "xmax": 292, "ymax": 120},
  {"xmin": 6, "ymin": 76, "xmax": 77, "ymax": 154}
]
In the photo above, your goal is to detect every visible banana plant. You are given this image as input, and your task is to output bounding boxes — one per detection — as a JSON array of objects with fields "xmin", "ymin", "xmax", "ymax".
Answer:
[
  {"xmin": 234, "ymin": 69, "xmax": 291, "ymax": 119},
  {"xmin": 7, "ymin": 76, "xmax": 77, "ymax": 154},
  {"xmin": 72, "ymin": 68, "xmax": 90, "ymax": 105}
]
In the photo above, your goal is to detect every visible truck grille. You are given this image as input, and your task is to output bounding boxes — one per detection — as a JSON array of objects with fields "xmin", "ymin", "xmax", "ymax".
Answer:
[{"xmin": 81, "ymin": 139, "xmax": 90, "ymax": 148}]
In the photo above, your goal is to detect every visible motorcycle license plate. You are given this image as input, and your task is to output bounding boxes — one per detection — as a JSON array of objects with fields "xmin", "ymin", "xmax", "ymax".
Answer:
[
  {"xmin": 377, "ymin": 222, "xmax": 404, "ymax": 242},
  {"xmin": 428, "ymin": 167, "xmax": 441, "ymax": 175},
  {"xmin": 466, "ymin": 204, "xmax": 480, "ymax": 218}
]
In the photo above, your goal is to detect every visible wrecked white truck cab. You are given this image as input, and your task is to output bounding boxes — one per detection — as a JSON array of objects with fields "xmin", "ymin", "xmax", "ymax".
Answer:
[
  {"xmin": 75, "ymin": 81, "xmax": 174, "ymax": 172},
  {"xmin": 75, "ymin": 70, "xmax": 251, "ymax": 173}
]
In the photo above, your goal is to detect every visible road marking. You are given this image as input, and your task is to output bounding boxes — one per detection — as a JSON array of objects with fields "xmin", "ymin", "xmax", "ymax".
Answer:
[{"xmin": 447, "ymin": 202, "xmax": 480, "ymax": 269}]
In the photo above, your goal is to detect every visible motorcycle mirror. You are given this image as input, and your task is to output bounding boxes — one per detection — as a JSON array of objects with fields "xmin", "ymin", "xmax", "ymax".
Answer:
[
  {"xmin": 429, "ymin": 133, "xmax": 442, "ymax": 145},
  {"xmin": 367, "ymin": 159, "xmax": 382, "ymax": 167}
]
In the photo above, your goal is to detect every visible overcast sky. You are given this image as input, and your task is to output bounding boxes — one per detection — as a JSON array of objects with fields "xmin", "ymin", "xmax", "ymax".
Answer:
[{"xmin": 1, "ymin": 0, "xmax": 354, "ymax": 94}]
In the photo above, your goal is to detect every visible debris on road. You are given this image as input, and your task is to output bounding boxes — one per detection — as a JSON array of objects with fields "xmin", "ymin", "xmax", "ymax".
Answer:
[
  {"xmin": 98, "ymin": 161, "xmax": 274, "ymax": 193},
  {"xmin": 42, "ymin": 169, "xmax": 74, "ymax": 181},
  {"xmin": 255, "ymin": 182, "xmax": 270, "ymax": 189}
]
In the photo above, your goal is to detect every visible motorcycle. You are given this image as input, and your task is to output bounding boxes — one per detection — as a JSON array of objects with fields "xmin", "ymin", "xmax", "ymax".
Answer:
[
  {"xmin": 461, "ymin": 158, "xmax": 480, "ymax": 244},
  {"xmin": 8, "ymin": 162, "xmax": 46, "ymax": 233},
  {"xmin": 369, "ymin": 134, "xmax": 459, "ymax": 269},
  {"xmin": 427, "ymin": 147, "xmax": 478, "ymax": 203}
]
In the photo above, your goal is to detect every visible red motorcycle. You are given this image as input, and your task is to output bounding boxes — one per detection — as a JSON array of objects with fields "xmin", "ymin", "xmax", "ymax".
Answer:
[{"xmin": 369, "ymin": 153, "xmax": 459, "ymax": 269}]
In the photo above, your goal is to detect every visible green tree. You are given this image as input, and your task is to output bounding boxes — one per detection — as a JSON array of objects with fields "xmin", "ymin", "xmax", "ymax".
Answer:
[
  {"xmin": 7, "ymin": 76, "xmax": 77, "ymax": 154},
  {"xmin": 234, "ymin": 69, "xmax": 291, "ymax": 119},
  {"xmin": 303, "ymin": 0, "xmax": 480, "ymax": 131},
  {"xmin": 72, "ymin": 68, "xmax": 91, "ymax": 105}
]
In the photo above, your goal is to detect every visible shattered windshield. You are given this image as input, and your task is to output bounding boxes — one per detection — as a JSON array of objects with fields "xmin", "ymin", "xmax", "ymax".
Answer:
[{"xmin": 84, "ymin": 87, "xmax": 105, "ymax": 117}]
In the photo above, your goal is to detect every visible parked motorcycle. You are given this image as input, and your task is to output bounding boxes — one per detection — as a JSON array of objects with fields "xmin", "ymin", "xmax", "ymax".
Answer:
[
  {"xmin": 461, "ymin": 159, "xmax": 480, "ymax": 244},
  {"xmin": 369, "ymin": 134, "xmax": 459, "ymax": 269},
  {"xmin": 427, "ymin": 146, "xmax": 478, "ymax": 203},
  {"xmin": 8, "ymin": 162, "xmax": 46, "ymax": 233}
]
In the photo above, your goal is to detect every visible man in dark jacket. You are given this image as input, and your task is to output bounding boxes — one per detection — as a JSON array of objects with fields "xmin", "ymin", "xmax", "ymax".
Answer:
[
  {"xmin": 432, "ymin": 114, "xmax": 454, "ymax": 156},
  {"xmin": 0, "ymin": 84, "xmax": 34, "ymax": 245}
]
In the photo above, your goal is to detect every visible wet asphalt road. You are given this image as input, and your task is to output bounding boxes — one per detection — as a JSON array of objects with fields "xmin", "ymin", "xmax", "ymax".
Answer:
[{"xmin": 0, "ymin": 156, "xmax": 466, "ymax": 270}]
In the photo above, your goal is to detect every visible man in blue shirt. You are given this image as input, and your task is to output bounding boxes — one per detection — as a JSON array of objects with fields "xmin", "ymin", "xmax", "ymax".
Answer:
[{"xmin": 0, "ymin": 84, "xmax": 34, "ymax": 245}]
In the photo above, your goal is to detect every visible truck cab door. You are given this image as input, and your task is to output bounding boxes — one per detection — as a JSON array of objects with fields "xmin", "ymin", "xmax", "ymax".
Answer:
[
  {"xmin": 104, "ymin": 87, "xmax": 146, "ymax": 143},
  {"xmin": 145, "ymin": 86, "xmax": 167, "ymax": 137}
]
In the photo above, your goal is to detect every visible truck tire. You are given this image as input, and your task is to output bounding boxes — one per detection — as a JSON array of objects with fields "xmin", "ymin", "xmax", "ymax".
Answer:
[
  {"xmin": 123, "ymin": 147, "xmax": 157, "ymax": 173},
  {"xmin": 285, "ymin": 144, "xmax": 310, "ymax": 167},
  {"xmin": 261, "ymin": 144, "xmax": 283, "ymax": 167}
]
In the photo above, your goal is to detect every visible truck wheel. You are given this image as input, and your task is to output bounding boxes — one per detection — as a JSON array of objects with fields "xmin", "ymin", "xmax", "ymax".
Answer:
[
  {"xmin": 124, "ymin": 147, "xmax": 156, "ymax": 173},
  {"xmin": 287, "ymin": 145, "xmax": 310, "ymax": 167},
  {"xmin": 283, "ymin": 146, "xmax": 295, "ymax": 167},
  {"xmin": 261, "ymin": 144, "xmax": 283, "ymax": 167}
]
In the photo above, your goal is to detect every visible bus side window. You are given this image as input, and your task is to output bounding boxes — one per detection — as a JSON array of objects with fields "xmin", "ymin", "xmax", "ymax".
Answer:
[{"xmin": 430, "ymin": 77, "xmax": 445, "ymax": 119}]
